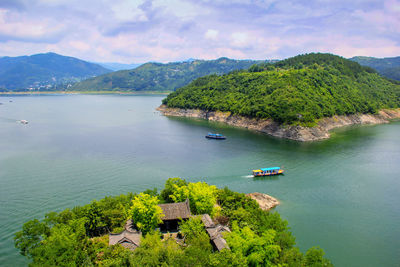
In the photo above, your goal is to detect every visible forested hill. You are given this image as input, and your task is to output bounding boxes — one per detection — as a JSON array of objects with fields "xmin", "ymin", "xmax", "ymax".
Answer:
[
  {"xmin": 70, "ymin": 58, "xmax": 272, "ymax": 92},
  {"xmin": 0, "ymin": 53, "xmax": 111, "ymax": 91},
  {"xmin": 163, "ymin": 53, "xmax": 400, "ymax": 125},
  {"xmin": 350, "ymin": 56, "xmax": 400, "ymax": 81}
]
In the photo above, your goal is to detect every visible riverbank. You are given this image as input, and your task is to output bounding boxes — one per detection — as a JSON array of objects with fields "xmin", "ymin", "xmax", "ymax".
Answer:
[
  {"xmin": 0, "ymin": 90, "xmax": 172, "ymax": 95},
  {"xmin": 157, "ymin": 105, "xmax": 400, "ymax": 141}
]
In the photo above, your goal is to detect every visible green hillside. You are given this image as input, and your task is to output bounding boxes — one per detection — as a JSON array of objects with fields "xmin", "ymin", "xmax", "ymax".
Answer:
[
  {"xmin": 350, "ymin": 56, "xmax": 400, "ymax": 81},
  {"xmin": 163, "ymin": 53, "xmax": 400, "ymax": 125},
  {"xmin": 70, "ymin": 58, "xmax": 272, "ymax": 92},
  {"xmin": 0, "ymin": 53, "xmax": 111, "ymax": 91}
]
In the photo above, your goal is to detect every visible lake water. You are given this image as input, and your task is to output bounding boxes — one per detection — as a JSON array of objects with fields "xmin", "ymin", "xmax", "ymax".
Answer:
[{"xmin": 0, "ymin": 94, "xmax": 399, "ymax": 267}]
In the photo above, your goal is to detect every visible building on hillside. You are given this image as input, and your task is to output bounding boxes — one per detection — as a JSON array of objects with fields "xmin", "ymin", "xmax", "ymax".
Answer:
[
  {"xmin": 201, "ymin": 214, "xmax": 230, "ymax": 251},
  {"xmin": 109, "ymin": 219, "xmax": 141, "ymax": 251},
  {"xmin": 158, "ymin": 199, "xmax": 191, "ymax": 232},
  {"xmin": 108, "ymin": 200, "xmax": 231, "ymax": 251}
]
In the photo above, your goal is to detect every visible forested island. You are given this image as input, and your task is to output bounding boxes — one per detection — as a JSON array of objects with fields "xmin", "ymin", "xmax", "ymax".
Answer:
[
  {"xmin": 15, "ymin": 178, "xmax": 332, "ymax": 266},
  {"xmin": 160, "ymin": 53, "xmax": 400, "ymax": 141}
]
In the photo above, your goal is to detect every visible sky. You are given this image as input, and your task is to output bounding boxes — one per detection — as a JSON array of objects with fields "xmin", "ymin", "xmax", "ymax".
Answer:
[{"xmin": 0, "ymin": 0, "xmax": 399, "ymax": 63}]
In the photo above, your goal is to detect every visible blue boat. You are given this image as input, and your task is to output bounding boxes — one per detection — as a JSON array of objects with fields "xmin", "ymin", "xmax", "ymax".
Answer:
[{"xmin": 205, "ymin": 133, "xmax": 226, "ymax": 140}]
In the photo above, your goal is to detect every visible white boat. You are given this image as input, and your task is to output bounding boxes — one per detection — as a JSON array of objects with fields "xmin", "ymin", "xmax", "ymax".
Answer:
[{"xmin": 19, "ymin": 120, "xmax": 28, "ymax": 124}]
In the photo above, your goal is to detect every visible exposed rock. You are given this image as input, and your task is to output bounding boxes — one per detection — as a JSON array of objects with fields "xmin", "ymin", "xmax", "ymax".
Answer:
[
  {"xmin": 246, "ymin": 192, "xmax": 280, "ymax": 211},
  {"xmin": 157, "ymin": 105, "xmax": 400, "ymax": 142}
]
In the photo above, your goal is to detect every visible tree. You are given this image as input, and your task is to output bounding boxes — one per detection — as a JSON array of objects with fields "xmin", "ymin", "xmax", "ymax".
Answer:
[
  {"xmin": 161, "ymin": 177, "xmax": 188, "ymax": 203},
  {"xmin": 14, "ymin": 219, "xmax": 50, "ymax": 257},
  {"xmin": 225, "ymin": 222, "xmax": 281, "ymax": 266},
  {"xmin": 132, "ymin": 232, "xmax": 184, "ymax": 266},
  {"xmin": 170, "ymin": 181, "xmax": 218, "ymax": 215},
  {"xmin": 179, "ymin": 217, "xmax": 206, "ymax": 242},
  {"xmin": 28, "ymin": 218, "xmax": 94, "ymax": 266},
  {"xmin": 84, "ymin": 200, "xmax": 107, "ymax": 237},
  {"xmin": 128, "ymin": 193, "xmax": 164, "ymax": 234},
  {"xmin": 304, "ymin": 247, "xmax": 333, "ymax": 267}
]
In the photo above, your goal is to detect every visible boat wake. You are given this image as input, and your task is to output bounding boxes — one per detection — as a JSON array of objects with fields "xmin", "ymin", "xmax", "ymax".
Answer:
[
  {"xmin": 242, "ymin": 175, "xmax": 254, "ymax": 178},
  {"xmin": 0, "ymin": 116, "xmax": 18, "ymax": 123}
]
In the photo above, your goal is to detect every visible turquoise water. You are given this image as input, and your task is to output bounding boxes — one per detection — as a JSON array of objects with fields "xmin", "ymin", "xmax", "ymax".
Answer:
[{"xmin": 0, "ymin": 94, "xmax": 399, "ymax": 266}]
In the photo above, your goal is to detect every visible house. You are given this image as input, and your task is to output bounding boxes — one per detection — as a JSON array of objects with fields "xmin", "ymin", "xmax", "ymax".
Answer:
[
  {"xmin": 109, "ymin": 200, "xmax": 230, "ymax": 252},
  {"xmin": 158, "ymin": 199, "xmax": 191, "ymax": 232},
  {"xmin": 201, "ymin": 214, "xmax": 230, "ymax": 251},
  {"xmin": 109, "ymin": 219, "xmax": 142, "ymax": 251}
]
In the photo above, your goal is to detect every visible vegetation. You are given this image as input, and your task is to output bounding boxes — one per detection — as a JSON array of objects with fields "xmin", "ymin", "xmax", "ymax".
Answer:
[
  {"xmin": 0, "ymin": 52, "xmax": 111, "ymax": 91},
  {"xmin": 70, "ymin": 58, "xmax": 273, "ymax": 92},
  {"xmin": 128, "ymin": 193, "xmax": 164, "ymax": 235},
  {"xmin": 350, "ymin": 56, "xmax": 400, "ymax": 81},
  {"xmin": 163, "ymin": 53, "xmax": 400, "ymax": 125},
  {"xmin": 15, "ymin": 178, "xmax": 332, "ymax": 266}
]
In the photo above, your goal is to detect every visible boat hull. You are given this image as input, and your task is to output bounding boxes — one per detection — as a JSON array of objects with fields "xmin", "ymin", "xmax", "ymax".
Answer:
[
  {"xmin": 205, "ymin": 136, "xmax": 226, "ymax": 140},
  {"xmin": 253, "ymin": 170, "xmax": 284, "ymax": 177}
]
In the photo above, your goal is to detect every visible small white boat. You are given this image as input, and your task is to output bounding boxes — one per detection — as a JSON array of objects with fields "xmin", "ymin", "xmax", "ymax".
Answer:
[{"xmin": 19, "ymin": 120, "xmax": 28, "ymax": 124}]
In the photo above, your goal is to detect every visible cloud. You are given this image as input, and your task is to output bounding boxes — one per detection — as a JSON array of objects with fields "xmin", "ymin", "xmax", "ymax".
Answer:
[
  {"xmin": 0, "ymin": 0, "xmax": 399, "ymax": 63},
  {"xmin": 205, "ymin": 29, "xmax": 218, "ymax": 40}
]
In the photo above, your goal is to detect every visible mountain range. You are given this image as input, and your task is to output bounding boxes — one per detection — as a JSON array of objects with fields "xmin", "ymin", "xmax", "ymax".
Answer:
[
  {"xmin": 0, "ymin": 53, "xmax": 111, "ymax": 91},
  {"xmin": 95, "ymin": 62, "xmax": 142, "ymax": 71},
  {"xmin": 350, "ymin": 56, "xmax": 400, "ymax": 81},
  {"xmin": 1, "ymin": 52, "xmax": 400, "ymax": 92},
  {"xmin": 70, "ymin": 58, "xmax": 274, "ymax": 92}
]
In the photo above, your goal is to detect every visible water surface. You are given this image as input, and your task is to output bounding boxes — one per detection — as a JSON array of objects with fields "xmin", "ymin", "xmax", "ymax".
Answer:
[{"xmin": 0, "ymin": 94, "xmax": 399, "ymax": 266}]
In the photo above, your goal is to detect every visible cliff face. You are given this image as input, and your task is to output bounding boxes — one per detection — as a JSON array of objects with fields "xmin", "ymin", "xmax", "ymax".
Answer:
[{"xmin": 157, "ymin": 105, "xmax": 400, "ymax": 141}]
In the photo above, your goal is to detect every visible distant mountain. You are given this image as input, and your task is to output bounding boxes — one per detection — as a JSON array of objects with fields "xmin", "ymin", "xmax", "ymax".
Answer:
[
  {"xmin": 0, "ymin": 52, "xmax": 112, "ymax": 91},
  {"xmin": 350, "ymin": 56, "xmax": 400, "ymax": 81},
  {"xmin": 95, "ymin": 62, "xmax": 142, "ymax": 71},
  {"xmin": 71, "ymin": 57, "xmax": 274, "ymax": 92}
]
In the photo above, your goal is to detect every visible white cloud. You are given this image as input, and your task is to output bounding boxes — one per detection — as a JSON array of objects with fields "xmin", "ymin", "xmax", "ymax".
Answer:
[
  {"xmin": 111, "ymin": 0, "xmax": 148, "ymax": 22},
  {"xmin": 0, "ymin": 0, "xmax": 399, "ymax": 62},
  {"xmin": 204, "ymin": 29, "xmax": 218, "ymax": 40},
  {"xmin": 231, "ymin": 32, "xmax": 249, "ymax": 47}
]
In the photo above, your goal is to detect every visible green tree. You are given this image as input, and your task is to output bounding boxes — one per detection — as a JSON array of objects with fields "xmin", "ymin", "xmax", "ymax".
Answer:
[
  {"xmin": 132, "ymin": 232, "xmax": 184, "ymax": 266},
  {"xmin": 170, "ymin": 181, "xmax": 218, "ymax": 215},
  {"xmin": 84, "ymin": 200, "xmax": 107, "ymax": 237},
  {"xmin": 179, "ymin": 216, "xmax": 207, "ymax": 242},
  {"xmin": 28, "ymin": 218, "xmax": 94, "ymax": 266},
  {"xmin": 161, "ymin": 177, "xmax": 188, "ymax": 203},
  {"xmin": 304, "ymin": 247, "xmax": 333, "ymax": 267},
  {"xmin": 128, "ymin": 193, "xmax": 164, "ymax": 234},
  {"xmin": 225, "ymin": 222, "xmax": 281, "ymax": 266},
  {"xmin": 14, "ymin": 219, "xmax": 50, "ymax": 257}
]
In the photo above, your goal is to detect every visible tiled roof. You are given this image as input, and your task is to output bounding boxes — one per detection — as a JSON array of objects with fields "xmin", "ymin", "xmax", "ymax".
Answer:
[
  {"xmin": 158, "ymin": 199, "xmax": 191, "ymax": 221},
  {"xmin": 201, "ymin": 214, "xmax": 231, "ymax": 251}
]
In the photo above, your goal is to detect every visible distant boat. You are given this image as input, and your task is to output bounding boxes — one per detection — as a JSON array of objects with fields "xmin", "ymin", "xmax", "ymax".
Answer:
[
  {"xmin": 19, "ymin": 120, "xmax": 28, "ymax": 124},
  {"xmin": 205, "ymin": 133, "xmax": 226, "ymax": 140},
  {"xmin": 252, "ymin": 167, "xmax": 284, "ymax": 177}
]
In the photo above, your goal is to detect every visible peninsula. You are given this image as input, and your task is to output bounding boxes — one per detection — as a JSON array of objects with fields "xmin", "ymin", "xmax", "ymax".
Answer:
[
  {"xmin": 160, "ymin": 53, "xmax": 400, "ymax": 141},
  {"xmin": 15, "ymin": 178, "xmax": 332, "ymax": 266}
]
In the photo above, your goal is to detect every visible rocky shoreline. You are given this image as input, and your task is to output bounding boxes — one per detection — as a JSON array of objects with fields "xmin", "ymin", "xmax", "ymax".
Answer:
[
  {"xmin": 246, "ymin": 192, "xmax": 280, "ymax": 211},
  {"xmin": 157, "ymin": 105, "xmax": 400, "ymax": 141}
]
